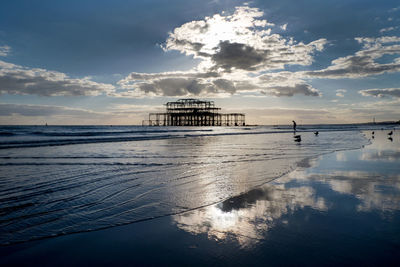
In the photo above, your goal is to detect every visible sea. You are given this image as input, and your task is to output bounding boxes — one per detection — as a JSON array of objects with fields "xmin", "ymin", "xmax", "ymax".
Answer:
[{"xmin": 0, "ymin": 124, "xmax": 396, "ymax": 246}]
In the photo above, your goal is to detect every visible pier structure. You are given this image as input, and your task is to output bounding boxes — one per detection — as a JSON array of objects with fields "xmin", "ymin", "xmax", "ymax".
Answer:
[{"xmin": 144, "ymin": 98, "xmax": 245, "ymax": 126}]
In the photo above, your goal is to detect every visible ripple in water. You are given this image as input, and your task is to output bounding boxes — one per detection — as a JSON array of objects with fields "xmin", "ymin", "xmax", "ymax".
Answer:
[{"xmin": 0, "ymin": 126, "xmax": 370, "ymax": 245}]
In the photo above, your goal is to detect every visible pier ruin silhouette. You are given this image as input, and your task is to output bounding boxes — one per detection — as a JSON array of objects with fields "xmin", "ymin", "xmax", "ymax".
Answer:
[{"xmin": 144, "ymin": 98, "xmax": 245, "ymax": 126}]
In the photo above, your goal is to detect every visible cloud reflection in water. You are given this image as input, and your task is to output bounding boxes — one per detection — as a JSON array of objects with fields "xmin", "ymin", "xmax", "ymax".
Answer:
[
  {"xmin": 173, "ymin": 131, "xmax": 400, "ymax": 247},
  {"xmin": 173, "ymin": 182, "xmax": 327, "ymax": 248}
]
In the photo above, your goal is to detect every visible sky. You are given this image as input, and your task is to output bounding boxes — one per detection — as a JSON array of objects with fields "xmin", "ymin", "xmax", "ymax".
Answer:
[{"xmin": 0, "ymin": 0, "xmax": 400, "ymax": 125}]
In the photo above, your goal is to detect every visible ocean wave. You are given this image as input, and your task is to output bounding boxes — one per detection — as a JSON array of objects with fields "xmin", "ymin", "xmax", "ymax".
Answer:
[
  {"xmin": 0, "ymin": 132, "xmax": 15, "ymax": 136},
  {"xmin": 27, "ymin": 128, "xmax": 214, "ymax": 137},
  {"xmin": 0, "ymin": 135, "xmax": 176, "ymax": 149},
  {"xmin": 0, "ymin": 129, "xmax": 352, "ymax": 149}
]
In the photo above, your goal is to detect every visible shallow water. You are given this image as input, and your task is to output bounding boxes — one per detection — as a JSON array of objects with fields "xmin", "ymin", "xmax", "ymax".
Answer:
[
  {"xmin": 0, "ymin": 125, "xmax": 392, "ymax": 245},
  {"xmin": 169, "ymin": 130, "xmax": 400, "ymax": 265},
  {"xmin": 0, "ymin": 129, "xmax": 399, "ymax": 265}
]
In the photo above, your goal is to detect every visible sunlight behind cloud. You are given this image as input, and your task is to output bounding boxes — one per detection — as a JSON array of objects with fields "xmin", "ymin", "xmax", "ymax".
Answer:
[{"xmin": 118, "ymin": 6, "xmax": 327, "ymax": 98}]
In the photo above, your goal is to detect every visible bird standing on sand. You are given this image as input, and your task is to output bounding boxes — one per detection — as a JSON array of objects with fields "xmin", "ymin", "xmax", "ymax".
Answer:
[
  {"xmin": 294, "ymin": 134, "xmax": 301, "ymax": 142},
  {"xmin": 388, "ymin": 131, "xmax": 393, "ymax": 136},
  {"xmin": 314, "ymin": 131, "xmax": 319, "ymax": 136}
]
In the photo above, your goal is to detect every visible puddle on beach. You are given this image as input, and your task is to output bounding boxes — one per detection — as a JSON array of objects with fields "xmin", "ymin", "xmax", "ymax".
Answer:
[{"xmin": 172, "ymin": 130, "xmax": 400, "ymax": 252}]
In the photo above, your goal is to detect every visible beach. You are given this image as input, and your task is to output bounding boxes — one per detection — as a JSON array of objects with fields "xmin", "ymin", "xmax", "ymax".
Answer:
[{"xmin": 0, "ymin": 126, "xmax": 399, "ymax": 265}]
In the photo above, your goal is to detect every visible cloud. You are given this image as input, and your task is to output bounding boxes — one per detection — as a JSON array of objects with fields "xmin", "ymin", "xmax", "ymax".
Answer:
[
  {"xmin": 212, "ymin": 78, "xmax": 237, "ymax": 93},
  {"xmin": 119, "ymin": 71, "xmax": 218, "ymax": 83},
  {"xmin": 303, "ymin": 170, "xmax": 400, "ymax": 212},
  {"xmin": 263, "ymin": 83, "xmax": 320, "ymax": 97},
  {"xmin": 211, "ymin": 41, "xmax": 265, "ymax": 71},
  {"xmin": 280, "ymin": 23, "xmax": 287, "ymax": 31},
  {"xmin": 116, "ymin": 69, "xmax": 321, "ymax": 98},
  {"xmin": 255, "ymin": 71, "xmax": 321, "ymax": 97},
  {"xmin": 118, "ymin": 6, "xmax": 326, "ymax": 98},
  {"xmin": 0, "ymin": 60, "xmax": 115, "ymax": 96},
  {"xmin": 231, "ymin": 98, "xmax": 400, "ymax": 124},
  {"xmin": 380, "ymin": 26, "xmax": 397, "ymax": 33},
  {"xmin": 0, "ymin": 45, "xmax": 11, "ymax": 57},
  {"xmin": 0, "ymin": 103, "xmax": 106, "ymax": 117},
  {"xmin": 305, "ymin": 36, "xmax": 400, "ymax": 79},
  {"xmin": 336, "ymin": 89, "xmax": 347, "ymax": 97},
  {"xmin": 0, "ymin": 103, "xmax": 159, "ymax": 125},
  {"xmin": 222, "ymin": 106, "xmax": 333, "ymax": 125},
  {"xmin": 135, "ymin": 78, "xmax": 211, "ymax": 96},
  {"xmin": 164, "ymin": 6, "xmax": 326, "ymax": 72},
  {"xmin": 361, "ymin": 150, "xmax": 400, "ymax": 162},
  {"xmin": 173, "ymin": 183, "xmax": 326, "ymax": 247},
  {"xmin": 359, "ymin": 88, "xmax": 400, "ymax": 98}
]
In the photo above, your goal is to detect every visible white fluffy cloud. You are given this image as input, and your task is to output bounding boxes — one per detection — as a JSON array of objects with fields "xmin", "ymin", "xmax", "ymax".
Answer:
[
  {"xmin": 380, "ymin": 26, "xmax": 397, "ymax": 33},
  {"xmin": 0, "ymin": 45, "xmax": 11, "ymax": 57},
  {"xmin": 0, "ymin": 60, "xmax": 115, "ymax": 96},
  {"xmin": 164, "ymin": 6, "xmax": 325, "ymax": 72},
  {"xmin": 336, "ymin": 89, "xmax": 347, "ymax": 97},
  {"xmin": 305, "ymin": 36, "xmax": 400, "ymax": 78},
  {"xmin": 118, "ymin": 6, "xmax": 326, "ymax": 98},
  {"xmin": 164, "ymin": 6, "xmax": 326, "ymax": 71},
  {"xmin": 117, "ymin": 7, "xmax": 400, "ymax": 100}
]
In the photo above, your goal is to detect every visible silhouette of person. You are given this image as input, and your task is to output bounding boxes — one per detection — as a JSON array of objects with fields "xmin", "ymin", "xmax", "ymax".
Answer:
[{"xmin": 292, "ymin": 120, "xmax": 297, "ymax": 132}]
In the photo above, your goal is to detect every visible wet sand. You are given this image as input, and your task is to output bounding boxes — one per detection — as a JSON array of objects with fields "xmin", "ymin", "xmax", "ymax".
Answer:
[{"xmin": 1, "ymin": 130, "xmax": 399, "ymax": 266}]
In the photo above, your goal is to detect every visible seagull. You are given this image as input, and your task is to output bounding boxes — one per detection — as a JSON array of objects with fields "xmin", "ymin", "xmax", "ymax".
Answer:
[
  {"xmin": 388, "ymin": 137, "xmax": 393, "ymax": 142},
  {"xmin": 314, "ymin": 131, "xmax": 319, "ymax": 136},
  {"xmin": 388, "ymin": 131, "xmax": 393, "ymax": 136},
  {"xmin": 372, "ymin": 131, "xmax": 374, "ymax": 135}
]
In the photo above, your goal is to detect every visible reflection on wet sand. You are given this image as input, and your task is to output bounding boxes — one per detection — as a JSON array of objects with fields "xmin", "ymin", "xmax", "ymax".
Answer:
[
  {"xmin": 361, "ymin": 150, "xmax": 400, "ymax": 162},
  {"xmin": 317, "ymin": 131, "xmax": 400, "ymax": 212},
  {"xmin": 173, "ymin": 130, "xmax": 400, "ymax": 247},
  {"xmin": 174, "ymin": 183, "xmax": 327, "ymax": 247},
  {"xmin": 279, "ymin": 130, "xmax": 400, "ymax": 213},
  {"xmin": 294, "ymin": 170, "xmax": 400, "ymax": 212}
]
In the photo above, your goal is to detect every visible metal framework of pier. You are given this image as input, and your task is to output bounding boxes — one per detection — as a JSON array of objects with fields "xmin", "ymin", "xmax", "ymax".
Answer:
[{"xmin": 143, "ymin": 99, "xmax": 245, "ymax": 126}]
